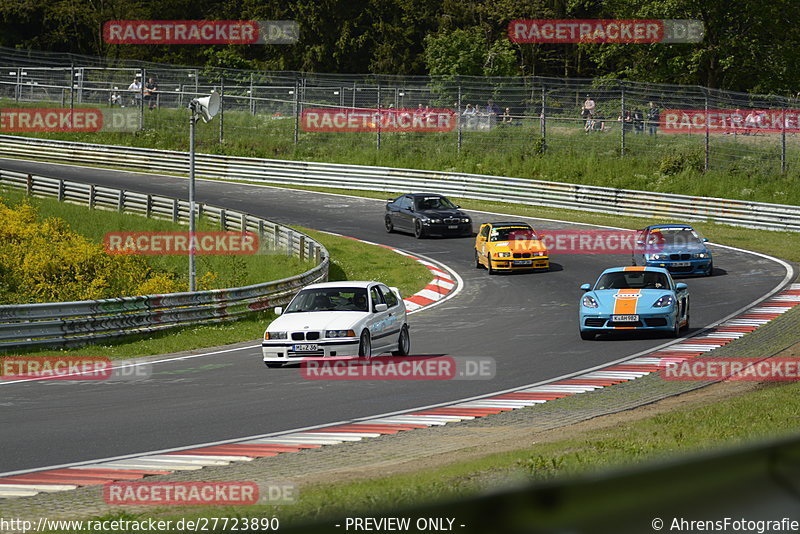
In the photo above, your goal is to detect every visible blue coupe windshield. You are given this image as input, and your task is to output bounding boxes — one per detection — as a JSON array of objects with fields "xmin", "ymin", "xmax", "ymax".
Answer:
[
  {"xmin": 595, "ymin": 271, "xmax": 670, "ymax": 290},
  {"xmin": 645, "ymin": 228, "xmax": 703, "ymax": 246}
]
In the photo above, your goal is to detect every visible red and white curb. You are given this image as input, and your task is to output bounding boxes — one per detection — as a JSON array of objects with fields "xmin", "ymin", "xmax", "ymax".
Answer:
[
  {"xmin": 320, "ymin": 232, "xmax": 461, "ymax": 313},
  {"xmin": 2, "ymin": 283, "xmax": 797, "ymax": 499}
]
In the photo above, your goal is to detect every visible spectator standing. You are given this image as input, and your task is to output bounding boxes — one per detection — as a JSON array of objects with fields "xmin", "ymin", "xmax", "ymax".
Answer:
[
  {"xmin": 127, "ymin": 76, "xmax": 142, "ymax": 107},
  {"xmin": 143, "ymin": 77, "xmax": 158, "ymax": 110},
  {"xmin": 581, "ymin": 95, "xmax": 596, "ymax": 127},
  {"xmin": 501, "ymin": 107, "xmax": 513, "ymax": 125},
  {"xmin": 647, "ymin": 102, "xmax": 660, "ymax": 135},
  {"xmin": 633, "ymin": 108, "xmax": 644, "ymax": 134}
]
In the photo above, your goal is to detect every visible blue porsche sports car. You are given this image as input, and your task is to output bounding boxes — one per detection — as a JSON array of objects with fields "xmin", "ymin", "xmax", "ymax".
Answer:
[
  {"xmin": 633, "ymin": 224, "xmax": 713, "ymax": 276},
  {"xmin": 579, "ymin": 266, "xmax": 689, "ymax": 340}
]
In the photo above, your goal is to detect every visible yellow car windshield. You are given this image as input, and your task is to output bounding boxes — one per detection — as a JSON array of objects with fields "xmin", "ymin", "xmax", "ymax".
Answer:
[{"xmin": 490, "ymin": 228, "xmax": 537, "ymax": 242}]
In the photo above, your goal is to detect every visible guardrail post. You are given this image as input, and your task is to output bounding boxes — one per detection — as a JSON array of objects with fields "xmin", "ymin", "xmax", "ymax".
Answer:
[
  {"xmin": 315, "ymin": 246, "xmax": 321, "ymax": 264},
  {"xmin": 89, "ymin": 184, "xmax": 96, "ymax": 208},
  {"xmin": 250, "ymin": 73, "xmax": 255, "ymax": 115},
  {"xmin": 198, "ymin": 202, "xmax": 204, "ymax": 220},
  {"xmin": 457, "ymin": 85, "xmax": 462, "ymax": 153},
  {"xmin": 146, "ymin": 194, "xmax": 152, "ymax": 217},
  {"xmin": 69, "ymin": 64, "xmax": 75, "ymax": 114},
  {"xmin": 118, "ymin": 190, "xmax": 125, "ymax": 212},
  {"xmin": 57, "ymin": 180, "xmax": 64, "ymax": 202},
  {"xmin": 704, "ymin": 94, "xmax": 710, "ymax": 171},
  {"xmin": 139, "ymin": 68, "xmax": 145, "ymax": 131},
  {"xmin": 240, "ymin": 212, "xmax": 247, "ymax": 233},
  {"xmin": 620, "ymin": 84, "xmax": 626, "ymax": 157},
  {"xmin": 274, "ymin": 225, "xmax": 280, "ymax": 249},
  {"xmin": 287, "ymin": 230, "xmax": 294, "ymax": 254},
  {"xmin": 26, "ymin": 174, "xmax": 33, "ymax": 195},
  {"xmin": 219, "ymin": 75, "xmax": 225, "ymax": 143},
  {"xmin": 220, "ymin": 209, "xmax": 227, "ymax": 230},
  {"xmin": 172, "ymin": 198, "xmax": 179, "ymax": 222},
  {"xmin": 299, "ymin": 235, "xmax": 306, "ymax": 261},
  {"xmin": 781, "ymin": 101, "xmax": 787, "ymax": 174},
  {"xmin": 376, "ymin": 82, "xmax": 382, "ymax": 150},
  {"xmin": 540, "ymin": 84, "xmax": 547, "ymax": 153},
  {"xmin": 293, "ymin": 78, "xmax": 299, "ymax": 145}
]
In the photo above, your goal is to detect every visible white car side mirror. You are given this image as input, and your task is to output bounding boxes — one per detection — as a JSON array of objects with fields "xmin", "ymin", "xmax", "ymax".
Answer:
[
  {"xmin": 374, "ymin": 303, "xmax": 388, "ymax": 312},
  {"xmin": 274, "ymin": 306, "xmax": 283, "ymax": 315}
]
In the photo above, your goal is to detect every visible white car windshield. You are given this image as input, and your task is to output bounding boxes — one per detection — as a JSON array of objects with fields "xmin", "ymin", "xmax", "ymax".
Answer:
[
  {"xmin": 595, "ymin": 271, "xmax": 670, "ymax": 290},
  {"xmin": 285, "ymin": 288, "xmax": 369, "ymax": 312}
]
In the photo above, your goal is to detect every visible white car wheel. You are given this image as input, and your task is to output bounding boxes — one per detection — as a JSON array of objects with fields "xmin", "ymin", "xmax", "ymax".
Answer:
[
  {"xmin": 358, "ymin": 330, "xmax": 372, "ymax": 358},
  {"xmin": 392, "ymin": 325, "xmax": 410, "ymax": 356}
]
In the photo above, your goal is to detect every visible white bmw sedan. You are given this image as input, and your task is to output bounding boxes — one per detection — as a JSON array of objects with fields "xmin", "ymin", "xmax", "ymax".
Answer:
[{"xmin": 262, "ymin": 281, "xmax": 410, "ymax": 368}]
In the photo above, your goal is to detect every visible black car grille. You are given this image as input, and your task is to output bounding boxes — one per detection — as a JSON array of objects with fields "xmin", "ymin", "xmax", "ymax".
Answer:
[
  {"xmin": 584, "ymin": 318, "xmax": 606, "ymax": 327},
  {"xmin": 669, "ymin": 253, "xmax": 691, "ymax": 260},
  {"xmin": 513, "ymin": 253, "xmax": 532, "ymax": 259},
  {"xmin": 291, "ymin": 332, "xmax": 321, "ymax": 341},
  {"xmin": 644, "ymin": 318, "xmax": 668, "ymax": 327},
  {"xmin": 667, "ymin": 265, "xmax": 694, "ymax": 273},
  {"xmin": 443, "ymin": 217, "xmax": 461, "ymax": 224}
]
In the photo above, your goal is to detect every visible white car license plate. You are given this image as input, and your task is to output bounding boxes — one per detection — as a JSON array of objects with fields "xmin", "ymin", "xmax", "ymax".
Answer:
[
  {"xmin": 672, "ymin": 262, "xmax": 691, "ymax": 267},
  {"xmin": 292, "ymin": 344, "xmax": 318, "ymax": 352},
  {"xmin": 448, "ymin": 225, "xmax": 458, "ymax": 229},
  {"xmin": 612, "ymin": 315, "xmax": 639, "ymax": 322},
  {"xmin": 514, "ymin": 260, "xmax": 532, "ymax": 266}
]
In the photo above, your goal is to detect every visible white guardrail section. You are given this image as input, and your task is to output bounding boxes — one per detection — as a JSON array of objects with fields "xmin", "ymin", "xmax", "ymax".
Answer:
[
  {"xmin": 0, "ymin": 168, "xmax": 328, "ymax": 349},
  {"xmin": 1, "ymin": 135, "xmax": 800, "ymax": 232}
]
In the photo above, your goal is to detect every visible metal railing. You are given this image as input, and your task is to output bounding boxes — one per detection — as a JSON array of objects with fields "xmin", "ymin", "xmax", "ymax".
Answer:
[
  {"xmin": 2, "ymin": 134, "xmax": 799, "ymax": 232},
  {"xmin": 1, "ymin": 46, "xmax": 799, "ymax": 172},
  {"xmin": 0, "ymin": 168, "xmax": 328, "ymax": 349}
]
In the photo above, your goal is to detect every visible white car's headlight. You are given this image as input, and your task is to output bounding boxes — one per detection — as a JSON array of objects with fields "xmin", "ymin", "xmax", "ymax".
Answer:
[
  {"xmin": 326, "ymin": 329, "xmax": 356, "ymax": 338},
  {"xmin": 582, "ymin": 295, "xmax": 599, "ymax": 308},
  {"xmin": 496, "ymin": 252, "xmax": 512, "ymax": 258},
  {"xmin": 265, "ymin": 331, "xmax": 287, "ymax": 340},
  {"xmin": 653, "ymin": 295, "xmax": 674, "ymax": 308}
]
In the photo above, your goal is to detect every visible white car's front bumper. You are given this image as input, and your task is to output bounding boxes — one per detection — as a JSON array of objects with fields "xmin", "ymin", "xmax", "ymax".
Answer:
[{"xmin": 262, "ymin": 339, "xmax": 360, "ymax": 364}]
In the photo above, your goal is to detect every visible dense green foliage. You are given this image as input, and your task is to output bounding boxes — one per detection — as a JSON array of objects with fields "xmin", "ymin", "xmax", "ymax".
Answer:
[{"xmin": 2, "ymin": 0, "xmax": 799, "ymax": 94}]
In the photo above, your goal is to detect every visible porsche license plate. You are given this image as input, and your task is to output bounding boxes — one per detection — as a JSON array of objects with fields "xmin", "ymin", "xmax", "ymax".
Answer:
[
  {"xmin": 672, "ymin": 262, "xmax": 691, "ymax": 267},
  {"xmin": 612, "ymin": 315, "xmax": 639, "ymax": 322},
  {"xmin": 292, "ymin": 344, "xmax": 318, "ymax": 352},
  {"xmin": 514, "ymin": 260, "xmax": 533, "ymax": 266}
]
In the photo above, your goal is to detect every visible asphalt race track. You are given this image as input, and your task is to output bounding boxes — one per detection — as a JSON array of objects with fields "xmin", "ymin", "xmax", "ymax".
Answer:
[{"xmin": 0, "ymin": 158, "xmax": 792, "ymax": 474}]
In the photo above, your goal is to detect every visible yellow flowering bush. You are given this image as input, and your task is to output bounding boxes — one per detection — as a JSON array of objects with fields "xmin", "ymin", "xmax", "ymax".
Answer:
[{"xmin": 0, "ymin": 200, "xmax": 183, "ymax": 303}]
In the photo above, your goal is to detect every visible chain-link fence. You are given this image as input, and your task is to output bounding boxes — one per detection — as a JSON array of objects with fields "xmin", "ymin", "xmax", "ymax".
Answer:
[{"xmin": 1, "ymin": 46, "xmax": 799, "ymax": 174}]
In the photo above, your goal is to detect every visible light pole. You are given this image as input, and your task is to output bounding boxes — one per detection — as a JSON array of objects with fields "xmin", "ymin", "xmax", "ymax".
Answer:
[{"xmin": 187, "ymin": 91, "xmax": 220, "ymax": 291}]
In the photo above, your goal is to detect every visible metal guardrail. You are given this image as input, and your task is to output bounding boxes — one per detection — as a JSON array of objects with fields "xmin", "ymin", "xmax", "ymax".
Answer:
[
  {"xmin": 0, "ymin": 168, "xmax": 328, "ymax": 349},
  {"xmin": 2, "ymin": 134, "xmax": 800, "ymax": 232}
]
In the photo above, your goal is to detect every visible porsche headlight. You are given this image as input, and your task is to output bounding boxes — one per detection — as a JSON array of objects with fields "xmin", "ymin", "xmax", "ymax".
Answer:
[
  {"xmin": 582, "ymin": 295, "xmax": 599, "ymax": 308},
  {"xmin": 496, "ymin": 252, "xmax": 512, "ymax": 258},
  {"xmin": 653, "ymin": 295, "xmax": 674, "ymax": 308},
  {"xmin": 326, "ymin": 329, "xmax": 356, "ymax": 338},
  {"xmin": 265, "ymin": 331, "xmax": 287, "ymax": 340},
  {"xmin": 694, "ymin": 252, "xmax": 710, "ymax": 259}
]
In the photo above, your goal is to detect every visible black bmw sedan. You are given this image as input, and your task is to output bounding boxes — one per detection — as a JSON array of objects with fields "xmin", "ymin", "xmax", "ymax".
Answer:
[{"xmin": 385, "ymin": 193, "xmax": 473, "ymax": 238}]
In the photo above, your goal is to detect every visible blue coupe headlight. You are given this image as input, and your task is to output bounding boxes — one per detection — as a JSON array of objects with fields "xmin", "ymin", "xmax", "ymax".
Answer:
[
  {"xmin": 646, "ymin": 253, "xmax": 669, "ymax": 261},
  {"xmin": 582, "ymin": 295, "xmax": 599, "ymax": 308},
  {"xmin": 693, "ymin": 252, "xmax": 710, "ymax": 259},
  {"xmin": 653, "ymin": 295, "xmax": 674, "ymax": 308}
]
